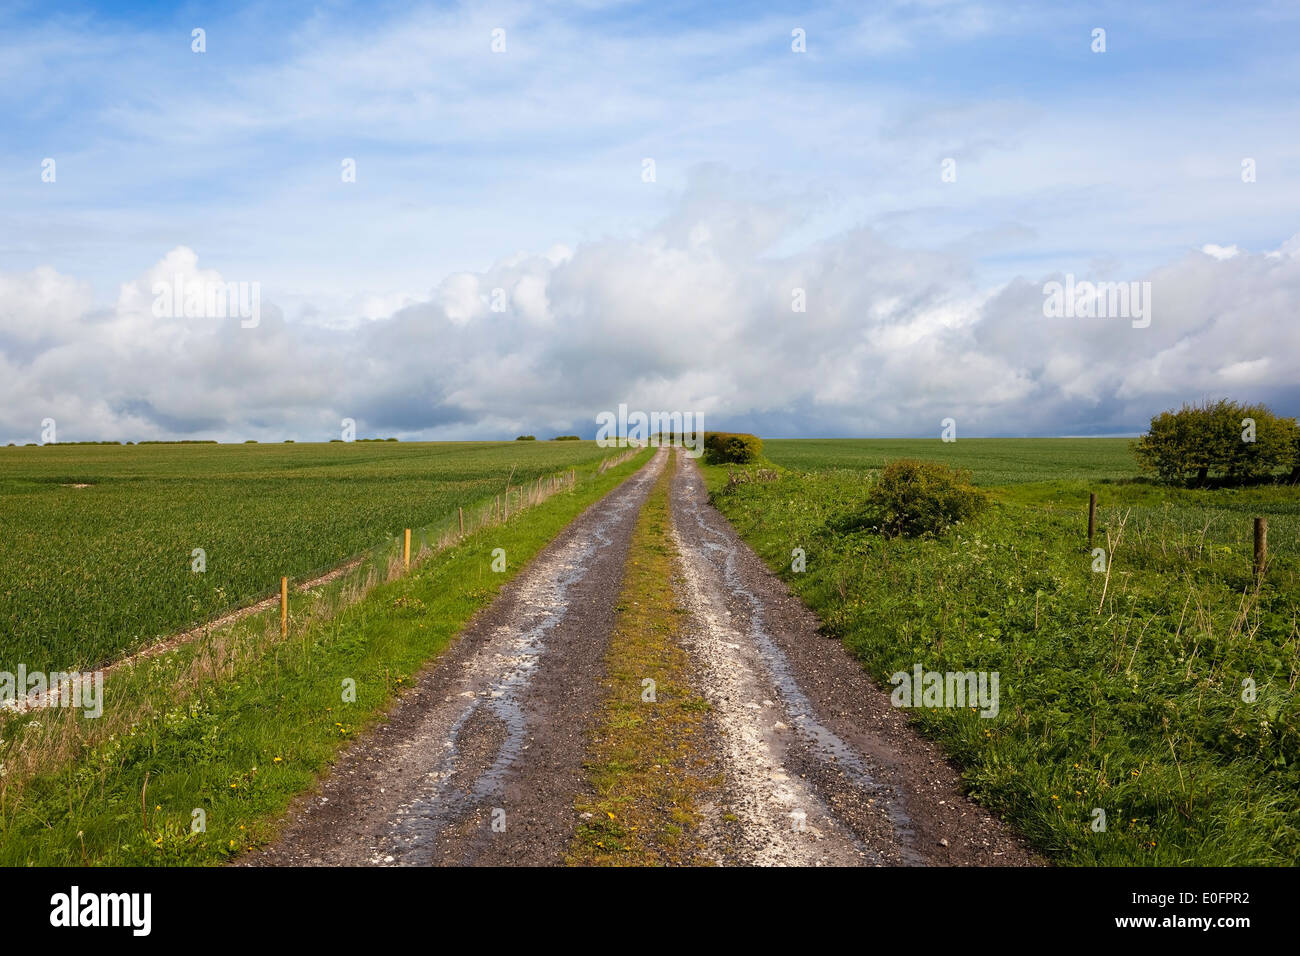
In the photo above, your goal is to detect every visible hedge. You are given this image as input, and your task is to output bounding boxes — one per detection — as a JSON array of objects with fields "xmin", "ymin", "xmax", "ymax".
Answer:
[{"xmin": 703, "ymin": 432, "xmax": 763, "ymax": 464}]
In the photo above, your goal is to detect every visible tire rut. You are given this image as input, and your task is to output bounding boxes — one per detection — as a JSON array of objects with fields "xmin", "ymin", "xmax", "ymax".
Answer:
[
  {"xmin": 668, "ymin": 453, "xmax": 1040, "ymax": 867},
  {"xmin": 248, "ymin": 445, "xmax": 1037, "ymax": 868},
  {"xmin": 247, "ymin": 449, "xmax": 668, "ymax": 867}
]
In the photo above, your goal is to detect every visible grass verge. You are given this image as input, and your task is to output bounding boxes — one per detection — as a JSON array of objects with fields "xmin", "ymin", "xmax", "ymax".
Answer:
[{"xmin": 701, "ymin": 455, "xmax": 1299, "ymax": 865}]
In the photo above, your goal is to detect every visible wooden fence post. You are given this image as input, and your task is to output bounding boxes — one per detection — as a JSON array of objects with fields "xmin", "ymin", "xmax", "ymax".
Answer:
[
  {"xmin": 1254, "ymin": 517, "xmax": 1268, "ymax": 579},
  {"xmin": 1087, "ymin": 492, "xmax": 1097, "ymax": 547},
  {"xmin": 404, "ymin": 528, "xmax": 411, "ymax": 568},
  {"xmin": 459, "ymin": 507, "xmax": 464, "ymax": 534},
  {"xmin": 280, "ymin": 576, "xmax": 288, "ymax": 637}
]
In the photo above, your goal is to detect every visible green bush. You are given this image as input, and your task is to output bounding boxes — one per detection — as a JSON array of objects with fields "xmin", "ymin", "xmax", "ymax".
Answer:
[
  {"xmin": 703, "ymin": 432, "xmax": 763, "ymax": 464},
  {"xmin": 1134, "ymin": 399, "xmax": 1298, "ymax": 485},
  {"xmin": 857, "ymin": 458, "xmax": 987, "ymax": 538},
  {"xmin": 515, "ymin": 435, "xmax": 536, "ymax": 441},
  {"xmin": 552, "ymin": 435, "xmax": 581, "ymax": 441}
]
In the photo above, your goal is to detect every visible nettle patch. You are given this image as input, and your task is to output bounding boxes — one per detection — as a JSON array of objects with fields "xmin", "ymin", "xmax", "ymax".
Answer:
[{"xmin": 840, "ymin": 459, "xmax": 987, "ymax": 539}]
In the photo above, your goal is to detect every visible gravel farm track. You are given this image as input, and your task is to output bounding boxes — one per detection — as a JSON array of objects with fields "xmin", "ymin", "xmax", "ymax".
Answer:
[{"xmin": 247, "ymin": 448, "xmax": 1038, "ymax": 867}]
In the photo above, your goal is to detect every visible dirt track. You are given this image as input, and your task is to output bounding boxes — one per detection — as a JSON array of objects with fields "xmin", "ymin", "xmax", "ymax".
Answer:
[
  {"xmin": 248, "ymin": 448, "xmax": 1037, "ymax": 867},
  {"xmin": 669, "ymin": 452, "xmax": 1036, "ymax": 865},
  {"xmin": 247, "ymin": 450, "xmax": 668, "ymax": 866}
]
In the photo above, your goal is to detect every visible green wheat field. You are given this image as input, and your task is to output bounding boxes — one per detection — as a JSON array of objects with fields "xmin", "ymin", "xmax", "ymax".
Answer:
[{"xmin": 0, "ymin": 440, "xmax": 613, "ymax": 672}]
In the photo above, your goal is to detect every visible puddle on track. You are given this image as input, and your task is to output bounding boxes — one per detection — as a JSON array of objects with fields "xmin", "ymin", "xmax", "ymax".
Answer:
[
  {"xmin": 376, "ymin": 454, "xmax": 665, "ymax": 864},
  {"xmin": 672, "ymin": 464, "xmax": 924, "ymax": 866}
]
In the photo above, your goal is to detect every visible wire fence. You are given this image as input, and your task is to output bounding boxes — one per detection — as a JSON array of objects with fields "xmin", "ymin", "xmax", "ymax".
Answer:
[{"xmin": 84, "ymin": 455, "xmax": 637, "ymax": 676}]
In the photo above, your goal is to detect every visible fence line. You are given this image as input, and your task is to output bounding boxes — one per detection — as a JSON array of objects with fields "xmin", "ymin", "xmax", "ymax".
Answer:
[{"xmin": 14, "ymin": 452, "xmax": 639, "ymax": 712}]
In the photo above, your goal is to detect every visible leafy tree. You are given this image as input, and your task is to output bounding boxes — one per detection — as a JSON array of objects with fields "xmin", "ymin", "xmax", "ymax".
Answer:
[{"xmin": 1133, "ymin": 399, "xmax": 1297, "ymax": 484}]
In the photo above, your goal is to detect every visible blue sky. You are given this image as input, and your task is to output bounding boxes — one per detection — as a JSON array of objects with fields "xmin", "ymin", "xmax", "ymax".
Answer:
[{"xmin": 2, "ymin": 0, "xmax": 1299, "ymax": 441}]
